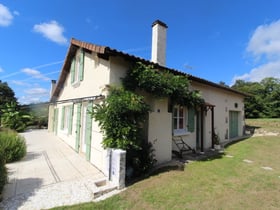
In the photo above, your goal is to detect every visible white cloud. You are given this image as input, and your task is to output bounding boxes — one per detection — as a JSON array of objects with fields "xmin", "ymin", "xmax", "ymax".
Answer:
[
  {"xmin": 0, "ymin": 3, "xmax": 13, "ymax": 26},
  {"xmin": 247, "ymin": 20, "xmax": 280, "ymax": 60},
  {"xmin": 19, "ymin": 95, "xmax": 44, "ymax": 104},
  {"xmin": 232, "ymin": 20, "xmax": 280, "ymax": 84},
  {"xmin": 33, "ymin": 20, "xmax": 67, "ymax": 45},
  {"xmin": 18, "ymin": 86, "xmax": 50, "ymax": 104},
  {"xmin": 21, "ymin": 68, "xmax": 50, "ymax": 81},
  {"xmin": 24, "ymin": 88, "xmax": 49, "ymax": 95},
  {"xmin": 0, "ymin": 66, "xmax": 4, "ymax": 72},
  {"xmin": 232, "ymin": 60, "xmax": 280, "ymax": 83},
  {"xmin": 11, "ymin": 80, "xmax": 30, "ymax": 86}
]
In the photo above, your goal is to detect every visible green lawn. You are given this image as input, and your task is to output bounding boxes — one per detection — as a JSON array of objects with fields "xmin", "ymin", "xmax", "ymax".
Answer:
[
  {"xmin": 52, "ymin": 120, "xmax": 280, "ymax": 210},
  {"xmin": 246, "ymin": 118, "xmax": 280, "ymax": 133}
]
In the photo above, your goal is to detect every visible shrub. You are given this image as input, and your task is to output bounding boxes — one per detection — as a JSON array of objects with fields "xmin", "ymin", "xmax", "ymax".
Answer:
[
  {"xmin": 0, "ymin": 129, "xmax": 26, "ymax": 163},
  {"xmin": 0, "ymin": 147, "xmax": 7, "ymax": 199},
  {"xmin": 126, "ymin": 141, "xmax": 156, "ymax": 178}
]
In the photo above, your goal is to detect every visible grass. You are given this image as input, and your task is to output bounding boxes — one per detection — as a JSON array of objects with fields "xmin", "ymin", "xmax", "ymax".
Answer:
[
  {"xmin": 246, "ymin": 118, "xmax": 280, "ymax": 133},
  {"xmin": 52, "ymin": 119, "xmax": 280, "ymax": 210}
]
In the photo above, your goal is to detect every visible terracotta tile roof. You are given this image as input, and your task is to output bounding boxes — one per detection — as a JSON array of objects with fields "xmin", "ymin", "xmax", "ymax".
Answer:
[
  {"xmin": 71, "ymin": 38, "xmax": 106, "ymax": 54},
  {"xmin": 51, "ymin": 38, "xmax": 248, "ymax": 102}
]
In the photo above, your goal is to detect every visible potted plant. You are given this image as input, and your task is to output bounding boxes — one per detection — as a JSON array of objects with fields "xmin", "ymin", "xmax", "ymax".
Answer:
[{"xmin": 214, "ymin": 133, "xmax": 221, "ymax": 150}]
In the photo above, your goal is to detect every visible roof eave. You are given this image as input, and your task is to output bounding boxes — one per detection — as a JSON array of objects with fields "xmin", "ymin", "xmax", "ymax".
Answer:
[{"xmin": 50, "ymin": 38, "xmax": 249, "ymax": 102}]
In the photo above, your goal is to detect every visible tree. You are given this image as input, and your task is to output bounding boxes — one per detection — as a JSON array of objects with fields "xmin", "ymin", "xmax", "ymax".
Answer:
[
  {"xmin": 260, "ymin": 77, "xmax": 280, "ymax": 118},
  {"xmin": 0, "ymin": 80, "xmax": 17, "ymax": 110},
  {"xmin": 1, "ymin": 102, "xmax": 31, "ymax": 132},
  {"xmin": 232, "ymin": 77, "xmax": 280, "ymax": 118},
  {"xmin": 20, "ymin": 103, "xmax": 49, "ymax": 129}
]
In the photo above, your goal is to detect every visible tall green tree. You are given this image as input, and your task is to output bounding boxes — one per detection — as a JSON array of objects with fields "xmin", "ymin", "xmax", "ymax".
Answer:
[
  {"xmin": 232, "ymin": 77, "xmax": 280, "ymax": 118},
  {"xmin": 0, "ymin": 80, "xmax": 17, "ymax": 110},
  {"xmin": 0, "ymin": 81, "xmax": 32, "ymax": 131},
  {"xmin": 1, "ymin": 102, "xmax": 31, "ymax": 132}
]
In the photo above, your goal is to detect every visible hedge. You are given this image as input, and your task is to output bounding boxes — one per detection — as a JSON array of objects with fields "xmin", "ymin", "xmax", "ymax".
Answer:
[
  {"xmin": 0, "ymin": 129, "xmax": 26, "ymax": 163},
  {"xmin": 0, "ymin": 148, "xmax": 7, "ymax": 200}
]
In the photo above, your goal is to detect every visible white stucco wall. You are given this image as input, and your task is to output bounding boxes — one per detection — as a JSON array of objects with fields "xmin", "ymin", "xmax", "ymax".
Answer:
[
  {"xmin": 191, "ymin": 81, "xmax": 245, "ymax": 143},
  {"xmin": 148, "ymin": 98, "xmax": 172, "ymax": 164},
  {"xmin": 58, "ymin": 52, "xmax": 110, "ymax": 100},
  {"xmin": 53, "ymin": 49, "xmax": 131, "ymax": 174}
]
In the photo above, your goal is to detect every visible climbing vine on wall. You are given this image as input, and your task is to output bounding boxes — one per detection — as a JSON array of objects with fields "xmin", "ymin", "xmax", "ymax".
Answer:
[
  {"xmin": 91, "ymin": 87, "xmax": 149, "ymax": 150},
  {"xmin": 91, "ymin": 62, "xmax": 204, "ymax": 177},
  {"xmin": 123, "ymin": 62, "xmax": 204, "ymax": 106}
]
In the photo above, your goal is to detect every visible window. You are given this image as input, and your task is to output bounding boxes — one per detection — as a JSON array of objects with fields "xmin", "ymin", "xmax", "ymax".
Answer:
[
  {"xmin": 61, "ymin": 105, "xmax": 73, "ymax": 134},
  {"xmin": 71, "ymin": 49, "xmax": 84, "ymax": 85},
  {"xmin": 173, "ymin": 105, "xmax": 195, "ymax": 136},
  {"xmin": 173, "ymin": 105, "xmax": 186, "ymax": 135}
]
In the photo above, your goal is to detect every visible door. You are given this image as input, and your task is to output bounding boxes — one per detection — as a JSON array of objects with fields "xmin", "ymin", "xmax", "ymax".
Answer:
[
  {"xmin": 80, "ymin": 102, "xmax": 93, "ymax": 161},
  {"xmin": 229, "ymin": 111, "xmax": 239, "ymax": 139}
]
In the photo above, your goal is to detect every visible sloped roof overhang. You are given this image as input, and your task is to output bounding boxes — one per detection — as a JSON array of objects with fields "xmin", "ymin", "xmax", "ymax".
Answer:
[{"xmin": 50, "ymin": 38, "xmax": 248, "ymax": 102}]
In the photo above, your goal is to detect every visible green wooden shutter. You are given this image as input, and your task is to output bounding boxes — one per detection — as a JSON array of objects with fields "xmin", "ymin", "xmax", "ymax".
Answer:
[
  {"xmin": 75, "ymin": 103, "xmax": 82, "ymax": 152},
  {"xmin": 71, "ymin": 57, "xmax": 76, "ymax": 84},
  {"xmin": 79, "ymin": 50, "xmax": 84, "ymax": 81},
  {"xmin": 68, "ymin": 104, "xmax": 74, "ymax": 135},
  {"xmin": 61, "ymin": 106, "xmax": 65, "ymax": 129},
  {"xmin": 85, "ymin": 101, "xmax": 93, "ymax": 161},
  {"xmin": 188, "ymin": 107, "xmax": 195, "ymax": 132},
  {"xmin": 55, "ymin": 108, "xmax": 59, "ymax": 135},
  {"xmin": 52, "ymin": 108, "xmax": 56, "ymax": 132}
]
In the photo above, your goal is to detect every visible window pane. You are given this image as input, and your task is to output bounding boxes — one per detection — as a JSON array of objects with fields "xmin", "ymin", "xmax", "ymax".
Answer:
[
  {"xmin": 173, "ymin": 118, "xmax": 177, "ymax": 129},
  {"xmin": 173, "ymin": 107, "xmax": 178, "ymax": 117},
  {"xmin": 179, "ymin": 118, "xmax": 184, "ymax": 129},
  {"xmin": 179, "ymin": 106, "xmax": 184, "ymax": 117}
]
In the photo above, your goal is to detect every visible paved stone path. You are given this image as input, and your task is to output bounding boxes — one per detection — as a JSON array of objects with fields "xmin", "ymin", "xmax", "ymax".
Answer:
[
  {"xmin": 0, "ymin": 130, "xmax": 108, "ymax": 210},
  {"xmin": 226, "ymin": 153, "xmax": 276, "ymax": 172}
]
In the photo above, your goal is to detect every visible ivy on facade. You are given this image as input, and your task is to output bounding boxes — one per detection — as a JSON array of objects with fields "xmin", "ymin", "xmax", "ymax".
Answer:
[
  {"xmin": 91, "ymin": 62, "xmax": 204, "ymax": 177},
  {"xmin": 123, "ymin": 62, "xmax": 204, "ymax": 106}
]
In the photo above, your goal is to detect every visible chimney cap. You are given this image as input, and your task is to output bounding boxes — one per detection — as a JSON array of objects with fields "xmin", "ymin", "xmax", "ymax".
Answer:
[{"xmin": 152, "ymin": 20, "xmax": 168, "ymax": 28}]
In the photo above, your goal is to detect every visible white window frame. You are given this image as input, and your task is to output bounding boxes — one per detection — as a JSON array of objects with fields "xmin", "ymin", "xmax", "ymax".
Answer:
[
  {"xmin": 173, "ymin": 105, "xmax": 189, "ymax": 136},
  {"xmin": 62, "ymin": 106, "xmax": 71, "ymax": 132}
]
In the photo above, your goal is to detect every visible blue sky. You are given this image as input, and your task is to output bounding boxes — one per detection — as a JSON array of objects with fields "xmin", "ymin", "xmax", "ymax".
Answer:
[{"xmin": 1, "ymin": 0, "xmax": 280, "ymax": 104}]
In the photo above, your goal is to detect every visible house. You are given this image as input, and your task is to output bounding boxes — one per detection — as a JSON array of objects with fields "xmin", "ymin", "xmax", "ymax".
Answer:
[{"xmin": 48, "ymin": 20, "xmax": 247, "ymax": 177}]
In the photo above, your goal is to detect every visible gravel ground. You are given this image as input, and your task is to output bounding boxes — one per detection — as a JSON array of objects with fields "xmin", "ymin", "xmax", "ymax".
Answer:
[{"xmin": 0, "ymin": 176, "xmax": 118, "ymax": 210}]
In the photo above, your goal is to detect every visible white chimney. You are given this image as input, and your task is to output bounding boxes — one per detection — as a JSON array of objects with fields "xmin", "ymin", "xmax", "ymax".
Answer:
[
  {"xmin": 50, "ymin": 80, "xmax": 56, "ymax": 97},
  {"xmin": 151, "ymin": 20, "xmax": 168, "ymax": 66}
]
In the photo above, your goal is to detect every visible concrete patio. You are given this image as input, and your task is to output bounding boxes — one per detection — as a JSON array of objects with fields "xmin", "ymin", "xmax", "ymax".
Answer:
[{"xmin": 0, "ymin": 129, "xmax": 115, "ymax": 210}]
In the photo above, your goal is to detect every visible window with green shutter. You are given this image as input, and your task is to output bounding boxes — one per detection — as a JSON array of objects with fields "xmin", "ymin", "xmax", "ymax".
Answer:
[
  {"xmin": 61, "ymin": 104, "xmax": 74, "ymax": 134},
  {"xmin": 173, "ymin": 105, "xmax": 195, "ymax": 135},
  {"xmin": 79, "ymin": 50, "xmax": 84, "ymax": 81},
  {"xmin": 70, "ymin": 57, "xmax": 76, "ymax": 84},
  {"xmin": 71, "ymin": 49, "xmax": 85, "ymax": 85}
]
